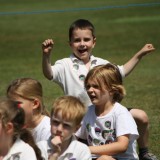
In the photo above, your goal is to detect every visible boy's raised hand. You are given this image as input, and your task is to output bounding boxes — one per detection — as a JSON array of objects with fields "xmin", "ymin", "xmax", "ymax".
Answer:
[
  {"xmin": 138, "ymin": 44, "xmax": 155, "ymax": 58},
  {"xmin": 42, "ymin": 39, "xmax": 54, "ymax": 55}
]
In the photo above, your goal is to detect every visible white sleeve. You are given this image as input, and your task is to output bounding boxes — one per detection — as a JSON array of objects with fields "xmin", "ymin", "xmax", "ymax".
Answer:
[
  {"xmin": 117, "ymin": 65, "xmax": 125, "ymax": 78},
  {"xmin": 20, "ymin": 145, "xmax": 37, "ymax": 160},
  {"xmin": 37, "ymin": 141, "xmax": 48, "ymax": 160},
  {"xmin": 78, "ymin": 143, "xmax": 92, "ymax": 160},
  {"xmin": 116, "ymin": 111, "xmax": 139, "ymax": 140}
]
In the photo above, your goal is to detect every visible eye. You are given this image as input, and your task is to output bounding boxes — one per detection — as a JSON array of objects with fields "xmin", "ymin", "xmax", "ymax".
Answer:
[
  {"xmin": 73, "ymin": 38, "xmax": 80, "ymax": 43},
  {"xmin": 92, "ymin": 84, "xmax": 100, "ymax": 89},
  {"xmin": 52, "ymin": 119, "xmax": 60, "ymax": 126},
  {"xmin": 63, "ymin": 123, "xmax": 72, "ymax": 129},
  {"xmin": 84, "ymin": 38, "xmax": 91, "ymax": 42},
  {"xmin": 85, "ymin": 84, "xmax": 91, "ymax": 90}
]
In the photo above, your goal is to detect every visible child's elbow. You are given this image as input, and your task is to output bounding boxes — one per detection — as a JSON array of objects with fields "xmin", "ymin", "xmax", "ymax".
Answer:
[
  {"xmin": 117, "ymin": 135, "xmax": 129, "ymax": 153},
  {"xmin": 122, "ymin": 145, "xmax": 128, "ymax": 152},
  {"xmin": 119, "ymin": 143, "xmax": 128, "ymax": 153}
]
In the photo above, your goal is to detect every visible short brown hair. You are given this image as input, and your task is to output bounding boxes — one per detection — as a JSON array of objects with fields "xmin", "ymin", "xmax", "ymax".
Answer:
[{"xmin": 69, "ymin": 19, "xmax": 95, "ymax": 42}]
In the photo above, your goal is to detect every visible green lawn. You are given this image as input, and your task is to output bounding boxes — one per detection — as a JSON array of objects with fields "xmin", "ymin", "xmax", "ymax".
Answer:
[{"xmin": 0, "ymin": 0, "xmax": 160, "ymax": 157}]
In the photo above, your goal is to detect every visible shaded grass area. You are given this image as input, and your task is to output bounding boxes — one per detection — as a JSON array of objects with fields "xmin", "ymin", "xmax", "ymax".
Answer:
[{"xmin": 0, "ymin": 0, "xmax": 160, "ymax": 157}]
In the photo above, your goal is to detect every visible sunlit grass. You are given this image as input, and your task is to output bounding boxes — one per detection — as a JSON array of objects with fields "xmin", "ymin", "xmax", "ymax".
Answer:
[{"xmin": 0, "ymin": 0, "xmax": 159, "ymax": 157}]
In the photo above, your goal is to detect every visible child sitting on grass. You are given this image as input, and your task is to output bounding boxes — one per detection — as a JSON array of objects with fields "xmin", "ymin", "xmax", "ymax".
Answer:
[
  {"xmin": 37, "ymin": 95, "xmax": 92, "ymax": 160},
  {"xmin": 76, "ymin": 63, "xmax": 139, "ymax": 160}
]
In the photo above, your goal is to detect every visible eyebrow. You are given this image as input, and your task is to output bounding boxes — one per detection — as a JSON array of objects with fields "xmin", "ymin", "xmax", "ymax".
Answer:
[{"xmin": 51, "ymin": 117, "xmax": 73, "ymax": 125}]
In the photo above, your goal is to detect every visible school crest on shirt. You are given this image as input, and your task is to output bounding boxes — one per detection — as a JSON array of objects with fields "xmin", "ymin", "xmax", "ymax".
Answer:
[{"xmin": 10, "ymin": 152, "xmax": 21, "ymax": 160}]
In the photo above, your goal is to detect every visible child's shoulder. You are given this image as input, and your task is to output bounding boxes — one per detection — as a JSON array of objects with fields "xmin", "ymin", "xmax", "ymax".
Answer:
[
  {"xmin": 91, "ymin": 55, "xmax": 110, "ymax": 64},
  {"xmin": 10, "ymin": 138, "xmax": 36, "ymax": 156},
  {"xmin": 55, "ymin": 57, "xmax": 71, "ymax": 64},
  {"xmin": 113, "ymin": 102, "xmax": 129, "ymax": 114},
  {"xmin": 70, "ymin": 137, "xmax": 91, "ymax": 159}
]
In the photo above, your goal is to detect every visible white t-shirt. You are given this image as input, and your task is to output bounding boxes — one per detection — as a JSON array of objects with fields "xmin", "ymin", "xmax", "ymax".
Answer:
[
  {"xmin": 76, "ymin": 102, "xmax": 139, "ymax": 160},
  {"xmin": 37, "ymin": 135, "xmax": 92, "ymax": 160},
  {"xmin": 3, "ymin": 138, "xmax": 37, "ymax": 160},
  {"xmin": 51, "ymin": 54, "xmax": 125, "ymax": 107},
  {"xmin": 32, "ymin": 116, "xmax": 51, "ymax": 143}
]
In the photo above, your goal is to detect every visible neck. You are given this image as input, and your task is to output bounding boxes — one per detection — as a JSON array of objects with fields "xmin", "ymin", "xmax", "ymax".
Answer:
[
  {"xmin": 95, "ymin": 102, "xmax": 114, "ymax": 117},
  {"xmin": 60, "ymin": 136, "xmax": 72, "ymax": 154},
  {"xmin": 0, "ymin": 138, "xmax": 13, "ymax": 158},
  {"xmin": 85, "ymin": 60, "xmax": 91, "ymax": 70},
  {"xmin": 28, "ymin": 114, "xmax": 44, "ymax": 129},
  {"xmin": 73, "ymin": 53, "xmax": 91, "ymax": 65}
]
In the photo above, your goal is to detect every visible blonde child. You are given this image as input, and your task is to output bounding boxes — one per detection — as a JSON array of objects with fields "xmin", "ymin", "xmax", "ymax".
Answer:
[
  {"xmin": 41, "ymin": 19, "xmax": 157, "ymax": 160},
  {"xmin": 76, "ymin": 63, "xmax": 139, "ymax": 159},
  {"xmin": 37, "ymin": 95, "xmax": 92, "ymax": 160},
  {"xmin": 6, "ymin": 77, "xmax": 51, "ymax": 143},
  {"xmin": 0, "ymin": 98, "xmax": 43, "ymax": 160}
]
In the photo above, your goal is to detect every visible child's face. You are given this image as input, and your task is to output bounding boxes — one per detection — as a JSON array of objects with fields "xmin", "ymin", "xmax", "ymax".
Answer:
[
  {"xmin": 69, "ymin": 28, "xmax": 96, "ymax": 64},
  {"xmin": 51, "ymin": 110, "xmax": 76, "ymax": 143},
  {"xmin": 86, "ymin": 80, "xmax": 112, "ymax": 106}
]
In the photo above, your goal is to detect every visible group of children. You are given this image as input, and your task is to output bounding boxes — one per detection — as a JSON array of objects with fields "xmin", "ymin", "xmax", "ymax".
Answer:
[{"xmin": 0, "ymin": 19, "xmax": 158, "ymax": 160}]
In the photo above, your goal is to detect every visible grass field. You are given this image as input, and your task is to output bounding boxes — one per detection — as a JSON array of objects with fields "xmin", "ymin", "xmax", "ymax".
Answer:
[{"xmin": 0, "ymin": 0, "xmax": 160, "ymax": 157}]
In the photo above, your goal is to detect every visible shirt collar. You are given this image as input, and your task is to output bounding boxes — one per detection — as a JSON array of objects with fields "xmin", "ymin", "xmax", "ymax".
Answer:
[{"xmin": 59, "ymin": 135, "xmax": 76, "ymax": 159}]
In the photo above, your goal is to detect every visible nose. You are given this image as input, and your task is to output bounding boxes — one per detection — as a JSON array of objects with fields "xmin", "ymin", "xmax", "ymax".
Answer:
[
  {"xmin": 80, "ymin": 40, "xmax": 85, "ymax": 46},
  {"xmin": 57, "ymin": 123, "xmax": 63, "ymax": 131},
  {"xmin": 87, "ymin": 86, "xmax": 94, "ymax": 93}
]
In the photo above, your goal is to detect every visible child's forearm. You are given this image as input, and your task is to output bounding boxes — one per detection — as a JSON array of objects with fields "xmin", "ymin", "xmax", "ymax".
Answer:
[
  {"xmin": 123, "ymin": 44, "xmax": 155, "ymax": 77},
  {"xmin": 123, "ymin": 53, "xmax": 141, "ymax": 77},
  {"xmin": 89, "ymin": 142, "xmax": 127, "ymax": 156},
  {"xmin": 89, "ymin": 136, "xmax": 129, "ymax": 156},
  {"xmin": 42, "ymin": 54, "xmax": 53, "ymax": 80}
]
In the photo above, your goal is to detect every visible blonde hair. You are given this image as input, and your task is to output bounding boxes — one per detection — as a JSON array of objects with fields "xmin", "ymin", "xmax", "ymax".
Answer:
[
  {"xmin": 51, "ymin": 96, "xmax": 86, "ymax": 126},
  {"xmin": 6, "ymin": 78, "xmax": 49, "ymax": 116},
  {"xmin": 85, "ymin": 63, "xmax": 126, "ymax": 103}
]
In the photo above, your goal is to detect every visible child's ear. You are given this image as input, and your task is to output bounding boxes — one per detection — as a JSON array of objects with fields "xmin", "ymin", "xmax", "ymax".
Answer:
[
  {"xmin": 33, "ymin": 99, "xmax": 40, "ymax": 109},
  {"xmin": 5, "ymin": 122, "xmax": 14, "ymax": 134},
  {"xmin": 92, "ymin": 37, "xmax": 96, "ymax": 48}
]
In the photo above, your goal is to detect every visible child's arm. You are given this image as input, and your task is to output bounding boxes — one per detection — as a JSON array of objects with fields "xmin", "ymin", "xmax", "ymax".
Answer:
[
  {"xmin": 123, "ymin": 44, "xmax": 155, "ymax": 76},
  {"xmin": 49, "ymin": 136, "xmax": 62, "ymax": 160},
  {"xmin": 89, "ymin": 135, "xmax": 129, "ymax": 156},
  {"xmin": 97, "ymin": 155, "xmax": 117, "ymax": 160},
  {"xmin": 42, "ymin": 39, "xmax": 54, "ymax": 80}
]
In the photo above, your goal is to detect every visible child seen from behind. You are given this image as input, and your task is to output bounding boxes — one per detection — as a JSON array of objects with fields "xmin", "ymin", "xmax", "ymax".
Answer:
[{"xmin": 0, "ymin": 98, "xmax": 43, "ymax": 160}]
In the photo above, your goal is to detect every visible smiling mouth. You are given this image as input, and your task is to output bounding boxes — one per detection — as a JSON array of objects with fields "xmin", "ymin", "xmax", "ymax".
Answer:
[{"xmin": 78, "ymin": 49, "xmax": 87, "ymax": 53}]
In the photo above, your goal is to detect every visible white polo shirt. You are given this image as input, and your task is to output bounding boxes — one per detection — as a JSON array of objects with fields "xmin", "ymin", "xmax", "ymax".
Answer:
[
  {"xmin": 3, "ymin": 138, "xmax": 37, "ymax": 160},
  {"xmin": 37, "ymin": 135, "xmax": 92, "ymax": 160},
  {"xmin": 51, "ymin": 54, "xmax": 125, "ymax": 106},
  {"xmin": 32, "ymin": 115, "xmax": 51, "ymax": 143}
]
